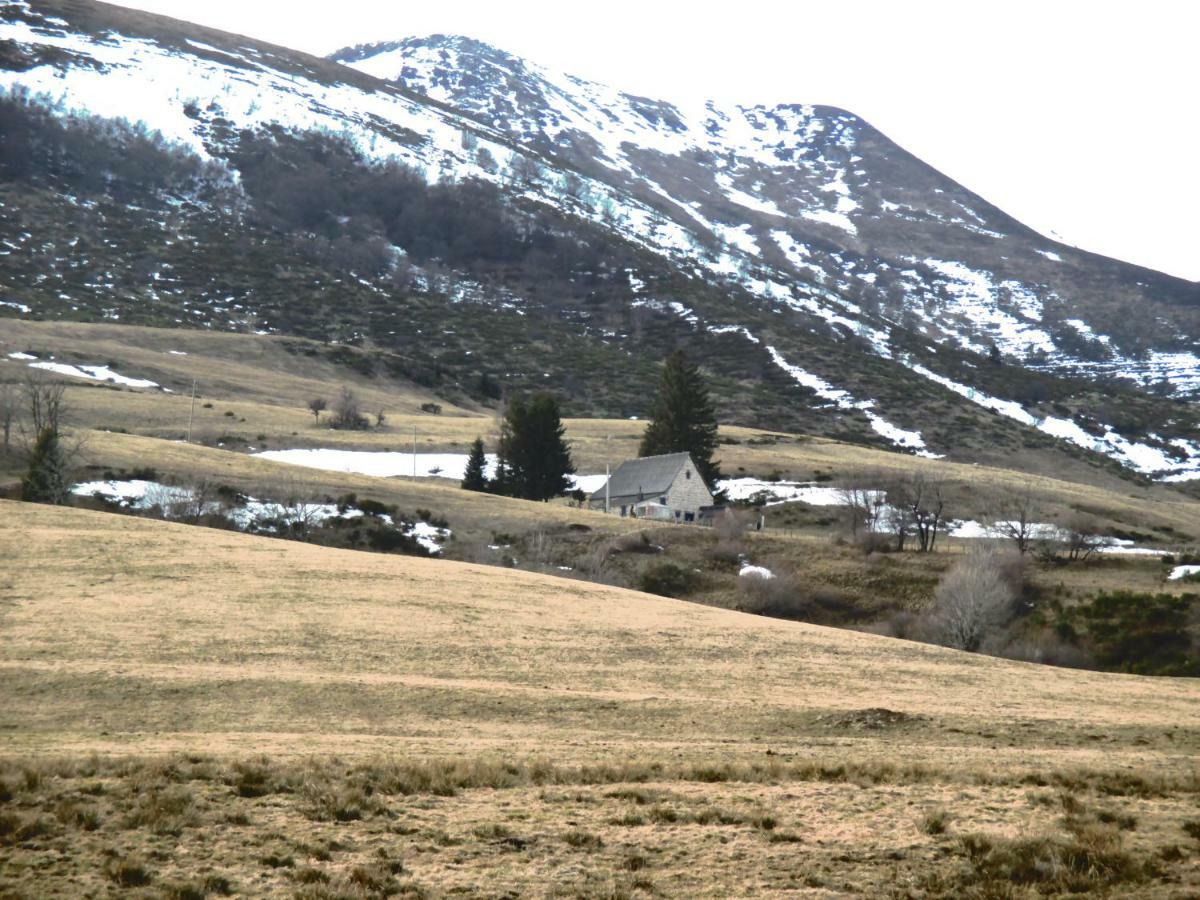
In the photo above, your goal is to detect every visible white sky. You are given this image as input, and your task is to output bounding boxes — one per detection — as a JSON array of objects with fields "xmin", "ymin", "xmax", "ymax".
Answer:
[{"xmin": 116, "ymin": 0, "xmax": 1199, "ymax": 281}]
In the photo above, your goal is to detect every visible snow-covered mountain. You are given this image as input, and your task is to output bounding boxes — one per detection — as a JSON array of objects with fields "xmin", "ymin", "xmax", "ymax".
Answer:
[
  {"xmin": 3, "ymin": 1, "xmax": 1200, "ymax": 481},
  {"xmin": 332, "ymin": 36, "xmax": 1200, "ymax": 386}
]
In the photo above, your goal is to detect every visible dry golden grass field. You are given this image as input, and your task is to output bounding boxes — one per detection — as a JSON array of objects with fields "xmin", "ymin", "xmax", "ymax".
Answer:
[{"xmin": 2, "ymin": 502, "xmax": 1199, "ymax": 897}]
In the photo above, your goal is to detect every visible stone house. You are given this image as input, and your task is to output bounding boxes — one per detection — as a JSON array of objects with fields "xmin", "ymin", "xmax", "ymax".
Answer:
[{"xmin": 588, "ymin": 452, "xmax": 713, "ymax": 522}]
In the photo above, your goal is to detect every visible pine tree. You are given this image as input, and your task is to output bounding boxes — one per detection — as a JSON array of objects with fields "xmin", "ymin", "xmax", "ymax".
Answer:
[
  {"xmin": 496, "ymin": 394, "xmax": 575, "ymax": 501},
  {"xmin": 639, "ymin": 350, "xmax": 722, "ymax": 487},
  {"xmin": 20, "ymin": 426, "xmax": 69, "ymax": 505},
  {"xmin": 461, "ymin": 436, "xmax": 489, "ymax": 492}
]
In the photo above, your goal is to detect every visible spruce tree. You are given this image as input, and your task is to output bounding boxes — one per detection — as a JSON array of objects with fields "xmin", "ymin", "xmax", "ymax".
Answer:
[
  {"xmin": 461, "ymin": 436, "xmax": 489, "ymax": 492},
  {"xmin": 496, "ymin": 394, "xmax": 575, "ymax": 501},
  {"xmin": 21, "ymin": 426, "xmax": 69, "ymax": 505},
  {"xmin": 639, "ymin": 350, "xmax": 722, "ymax": 487}
]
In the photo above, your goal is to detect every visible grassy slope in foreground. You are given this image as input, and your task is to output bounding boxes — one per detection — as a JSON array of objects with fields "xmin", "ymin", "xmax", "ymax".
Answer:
[
  {"xmin": 2, "ymin": 501, "xmax": 1199, "ymax": 897},
  {"xmin": 2, "ymin": 500, "xmax": 1198, "ymax": 762}
]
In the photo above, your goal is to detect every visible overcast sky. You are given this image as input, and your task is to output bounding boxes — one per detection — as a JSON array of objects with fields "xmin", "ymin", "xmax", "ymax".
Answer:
[{"xmin": 118, "ymin": 1, "xmax": 1199, "ymax": 281}]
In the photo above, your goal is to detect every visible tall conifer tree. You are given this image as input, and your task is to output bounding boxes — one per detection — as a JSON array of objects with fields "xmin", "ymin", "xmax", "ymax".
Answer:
[
  {"xmin": 461, "ymin": 436, "xmax": 489, "ymax": 492},
  {"xmin": 496, "ymin": 394, "xmax": 575, "ymax": 501},
  {"xmin": 20, "ymin": 426, "xmax": 69, "ymax": 504},
  {"xmin": 639, "ymin": 350, "xmax": 721, "ymax": 487}
]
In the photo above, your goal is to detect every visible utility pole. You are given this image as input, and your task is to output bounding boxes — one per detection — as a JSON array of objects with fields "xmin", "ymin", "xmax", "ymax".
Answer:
[
  {"xmin": 186, "ymin": 378, "xmax": 197, "ymax": 443},
  {"xmin": 604, "ymin": 433, "xmax": 610, "ymax": 514}
]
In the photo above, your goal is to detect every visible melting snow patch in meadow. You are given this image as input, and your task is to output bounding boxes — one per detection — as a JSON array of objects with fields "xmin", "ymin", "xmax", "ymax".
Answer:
[
  {"xmin": 1036, "ymin": 250, "xmax": 1063, "ymax": 262},
  {"xmin": 253, "ymin": 449, "xmax": 495, "ymax": 480},
  {"xmin": 1, "ymin": 300, "xmax": 31, "ymax": 313},
  {"xmin": 719, "ymin": 478, "xmax": 861, "ymax": 507},
  {"xmin": 1168, "ymin": 565, "xmax": 1200, "ymax": 580},
  {"xmin": 69, "ymin": 479, "xmax": 452, "ymax": 552},
  {"xmin": 254, "ymin": 448, "xmax": 604, "ymax": 494},
  {"xmin": 6, "ymin": 351, "xmax": 37, "ymax": 361},
  {"xmin": 27, "ymin": 360, "xmax": 159, "ymax": 388}
]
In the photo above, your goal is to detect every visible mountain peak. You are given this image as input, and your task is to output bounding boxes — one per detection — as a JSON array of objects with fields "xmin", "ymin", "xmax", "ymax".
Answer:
[{"xmin": 329, "ymin": 34, "xmax": 534, "ymax": 101}]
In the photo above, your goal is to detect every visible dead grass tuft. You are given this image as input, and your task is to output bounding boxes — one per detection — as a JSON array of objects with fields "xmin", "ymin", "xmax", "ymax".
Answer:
[
  {"xmin": 950, "ymin": 822, "xmax": 1156, "ymax": 895},
  {"xmin": 103, "ymin": 853, "xmax": 153, "ymax": 888}
]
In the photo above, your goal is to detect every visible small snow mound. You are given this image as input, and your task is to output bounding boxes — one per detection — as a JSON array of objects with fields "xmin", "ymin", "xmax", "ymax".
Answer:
[
  {"xmin": 1168, "ymin": 565, "xmax": 1200, "ymax": 581},
  {"xmin": 739, "ymin": 564, "xmax": 774, "ymax": 579}
]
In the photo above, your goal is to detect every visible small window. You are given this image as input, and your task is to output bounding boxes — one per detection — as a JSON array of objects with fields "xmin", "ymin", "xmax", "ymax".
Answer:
[
  {"xmin": 685, "ymin": 512, "xmax": 695, "ymax": 522},
  {"xmin": 660, "ymin": 496, "xmax": 668, "ymax": 504},
  {"xmin": 685, "ymin": 469, "xmax": 691, "ymax": 480}
]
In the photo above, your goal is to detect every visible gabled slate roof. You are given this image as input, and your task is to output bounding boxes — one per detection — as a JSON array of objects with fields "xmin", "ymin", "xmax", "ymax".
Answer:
[{"xmin": 589, "ymin": 452, "xmax": 692, "ymax": 502}]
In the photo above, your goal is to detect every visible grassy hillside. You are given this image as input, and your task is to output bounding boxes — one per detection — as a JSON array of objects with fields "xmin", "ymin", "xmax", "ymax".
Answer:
[
  {"xmin": 6, "ymin": 318, "xmax": 1200, "ymax": 645},
  {"xmin": 1, "ymin": 501, "xmax": 1198, "ymax": 896}
]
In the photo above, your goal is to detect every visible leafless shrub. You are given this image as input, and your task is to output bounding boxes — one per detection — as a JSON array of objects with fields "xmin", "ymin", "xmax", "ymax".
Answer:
[
  {"xmin": 712, "ymin": 508, "xmax": 748, "ymax": 562},
  {"xmin": 611, "ymin": 531, "xmax": 658, "ymax": 554},
  {"xmin": 143, "ymin": 479, "xmax": 222, "ymax": 524},
  {"xmin": 866, "ymin": 609, "xmax": 921, "ymax": 640},
  {"xmin": 926, "ymin": 550, "xmax": 1022, "ymax": 652},
  {"xmin": 737, "ymin": 569, "xmax": 800, "ymax": 617},
  {"xmin": 1001, "ymin": 633, "xmax": 1094, "ymax": 669},
  {"xmin": 330, "ymin": 386, "xmax": 367, "ymax": 430},
  {"xmin": 575, "ymin": 541, "xmax": 613, "ymax": 581},
  {"xmin": 523, "ymin": 529, "xmax": 553, "ymax": 567},
  {"xmin": 1060, "ymin": 515, "xmax": 1111, "ymax": 562}
]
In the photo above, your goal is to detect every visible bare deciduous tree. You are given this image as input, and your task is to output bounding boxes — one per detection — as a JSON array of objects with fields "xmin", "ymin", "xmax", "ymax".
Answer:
[
  {"xmin": 927, "ymin": 550, "xmax": 1021, "ymax": 652},
  {"xmin": 307, "ymin": 397, "xmax": 327, "ymax": 424},
  {"xmin": 0, "ymin": 381, "xmax": 15, "ymax": 455},
  {"xmin": 987, "ymin": 480, "xmax": 1040, "ymax": 554},
  {"xmin": 1060, "ymin": 515, "xmax": 1110, "ymax": 562},
  {"xmin": 836, "ymin": 472, "xmax": 887, "ymax": 541},
  {"xmin": 22, "ymin": 369, "xmax": 67, "ymax": 440},
  {"xmin": 887, "ymin": 470, "xmax": 947, "ymax": 553}
]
